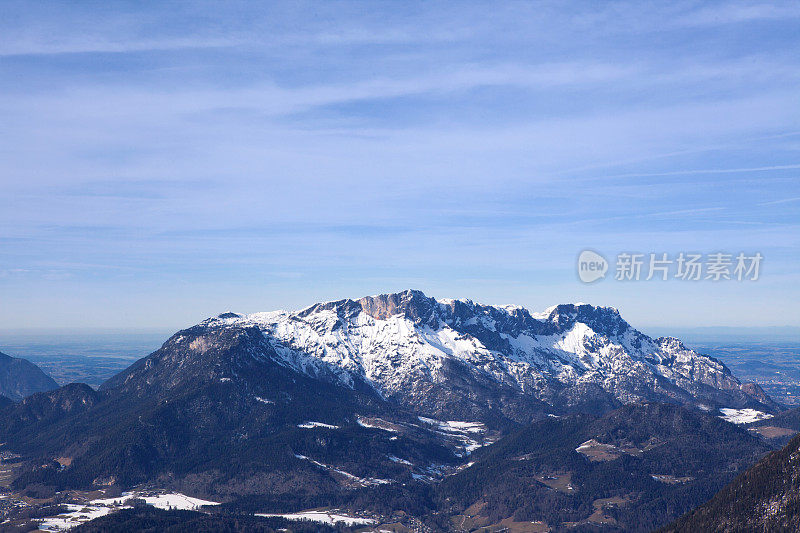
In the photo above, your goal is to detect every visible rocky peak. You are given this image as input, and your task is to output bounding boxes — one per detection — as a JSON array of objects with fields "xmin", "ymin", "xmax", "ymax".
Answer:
[
  {"xmin": 296, "ymin": 297, "xmax": 362, "ymax": 320},
  {"xmin": 545, "ymin": 303, "xmax": 629, "ymax": 337},
  {"xmin": 657, "ymin": 336, "xmax": 688, "ymax": 351},
  {"xmin": 353, "ymin": 291, "xmax": 628, "ymax": 338},
  {"xmin": 357, "ymin": 289, "xmax": 439, "ymax": 325}
]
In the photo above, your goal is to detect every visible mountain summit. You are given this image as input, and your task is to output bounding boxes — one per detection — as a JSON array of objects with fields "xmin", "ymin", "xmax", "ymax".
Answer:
[{"xmin": 198, "ymin": 289, "xmax": 775, "ymax": 421}]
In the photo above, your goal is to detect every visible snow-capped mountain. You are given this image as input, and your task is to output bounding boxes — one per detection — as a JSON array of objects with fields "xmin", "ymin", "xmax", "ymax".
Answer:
[
  {"xmin": 0, "ymin": 290, "xmax": 782, "ymax": 530},
  {"xmin": 200, "ymin": 289, "xmax": 775, "ymax": 420}
]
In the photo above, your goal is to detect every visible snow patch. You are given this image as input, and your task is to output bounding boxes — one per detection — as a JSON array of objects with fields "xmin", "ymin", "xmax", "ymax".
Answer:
[
  {"xmin": 719, "ymin": 408, "xmax": 773, "ymax": 425},
  {"xmin": 297, "ymin": 421, "xmax": 339, "ymax": 429}
]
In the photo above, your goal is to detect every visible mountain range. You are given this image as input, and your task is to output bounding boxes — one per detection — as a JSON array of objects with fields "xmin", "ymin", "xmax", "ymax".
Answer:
[
  {"xmin": 200, "ymin": 289, "xmax": 776, "ymax": 420},
  {"xmin": 0, "ymin": 290, "xmax": 789, "ymax": 531}
]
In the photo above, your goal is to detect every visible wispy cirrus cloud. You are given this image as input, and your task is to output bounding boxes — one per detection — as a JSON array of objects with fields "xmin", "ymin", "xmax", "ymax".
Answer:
[
  {"xmin": 676, "ymin": 2, "xmax": 800, "ymax": 27},
  {"xmin": 0, "ymin": 1, "xmax": 798, "ymax": 329},
  {"xmin": 758, "ymin": 196, "xmax": 800, "ymax": 206}
]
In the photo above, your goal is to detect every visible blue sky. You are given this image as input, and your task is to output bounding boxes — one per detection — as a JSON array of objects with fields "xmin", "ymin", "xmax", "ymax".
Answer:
[{"xmin": 1, "ymin": 1, "xmax": 799, "ymax": 331}]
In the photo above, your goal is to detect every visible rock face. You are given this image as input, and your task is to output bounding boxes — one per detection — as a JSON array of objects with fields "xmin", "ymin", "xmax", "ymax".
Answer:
[
  {"xmin": 200, "ymin": 289, "xmax": 777, "ymax": 421},
  {"xmin": 0, "ymin": 351, "xmax": 58, "ymax": 401}
]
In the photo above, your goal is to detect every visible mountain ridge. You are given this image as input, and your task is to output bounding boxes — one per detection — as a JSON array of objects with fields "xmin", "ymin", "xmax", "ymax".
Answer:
[{"xmin": 196, "ymin": 289, "xmax": 777, "ymax": 421}]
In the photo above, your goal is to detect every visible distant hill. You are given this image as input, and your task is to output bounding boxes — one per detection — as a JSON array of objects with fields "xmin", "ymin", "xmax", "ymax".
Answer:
[{"xmin": 0, "ymin": 351, "xmax": 58, "ymax": 400}]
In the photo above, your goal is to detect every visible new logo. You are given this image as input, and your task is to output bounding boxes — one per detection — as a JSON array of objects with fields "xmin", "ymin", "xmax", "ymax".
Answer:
[{"xmin": 577, "ymin": 250, "xmax": 608, "ymax": 283}]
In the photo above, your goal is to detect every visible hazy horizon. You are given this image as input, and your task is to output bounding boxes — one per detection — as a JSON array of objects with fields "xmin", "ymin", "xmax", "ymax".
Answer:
[{"xmin": 1, "ymin": 287, "xmax": 799, "ymax": 340}]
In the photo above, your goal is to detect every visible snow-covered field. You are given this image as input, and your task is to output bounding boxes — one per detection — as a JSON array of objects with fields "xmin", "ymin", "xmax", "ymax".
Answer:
[
  {"xmin": 718, "ymin": 407, "xmax": 774, "ymax": 424},
  {"xmin": 36, "ymin": 492, "xmax": 219, "ymax": 532},
  {"xmin": 36, "ymin": 492, "xmax": 373, "ymax": 531},
  {"xmin": 255, "ymin": 510, "xmax": 376, "ymax": 526},
  {"xmin": 38, "ymin": 505, "xmax": 113, "ymax": 532}
]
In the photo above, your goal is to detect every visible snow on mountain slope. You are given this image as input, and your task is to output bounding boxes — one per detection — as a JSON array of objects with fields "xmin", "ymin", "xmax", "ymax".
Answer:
[{"xmin": 200, "ymin": 290, "xmax": 776, "ymax": 420}]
